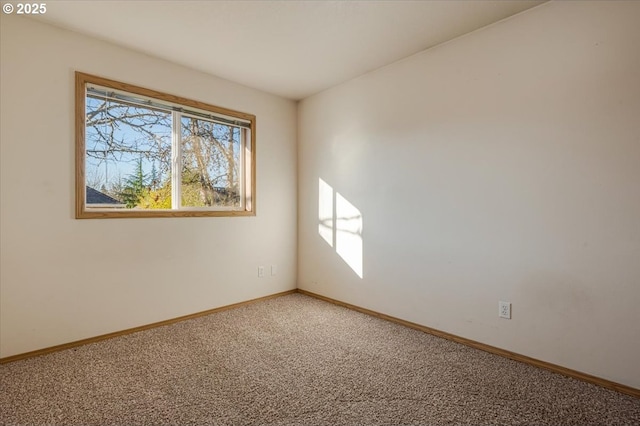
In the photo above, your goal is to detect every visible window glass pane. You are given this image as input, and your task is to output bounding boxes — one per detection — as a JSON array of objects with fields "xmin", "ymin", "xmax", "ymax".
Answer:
[
  {"xmin": 85, "ymin": 95, "xmax": 172, "ymax": 209},
  {"xmin": 180, "ymin": 116, "xmax": 242, "ymax": 208},
  {"xmin": 77, "ymin": 73, "xmax": 255, "ymax": 218}
]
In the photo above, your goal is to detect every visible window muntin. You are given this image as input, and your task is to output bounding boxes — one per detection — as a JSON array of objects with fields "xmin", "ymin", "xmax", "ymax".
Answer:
[{"xmin": 76, "ymin": 72, "xmax": 255, "ymax": 218}]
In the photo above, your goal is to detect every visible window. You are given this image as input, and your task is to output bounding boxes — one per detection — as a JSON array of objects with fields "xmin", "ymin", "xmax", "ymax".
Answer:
[{"xmin": 75, "ymin": 72, "xmax": 255, "ymax": 218}]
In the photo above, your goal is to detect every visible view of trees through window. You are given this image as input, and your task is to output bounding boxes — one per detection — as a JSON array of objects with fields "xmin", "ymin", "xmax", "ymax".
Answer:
[{"xmin": 85, "ymin": 89, "xmax": 243, "ymax": 210}]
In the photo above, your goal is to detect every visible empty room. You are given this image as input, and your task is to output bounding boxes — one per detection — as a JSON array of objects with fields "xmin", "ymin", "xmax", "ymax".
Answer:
[{"xmin": 1, "ymin": 0, "xmax": 639, "ymax": 424}]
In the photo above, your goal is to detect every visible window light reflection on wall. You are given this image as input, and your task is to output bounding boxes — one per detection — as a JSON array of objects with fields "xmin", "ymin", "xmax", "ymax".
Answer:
[{"xmin": 318, "ymin": 178, "xmax": 363, "ymax": 279}]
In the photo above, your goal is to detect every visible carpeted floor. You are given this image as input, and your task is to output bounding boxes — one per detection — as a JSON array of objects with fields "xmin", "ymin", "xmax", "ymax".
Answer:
[{"xmin": 0, "ymin": 293, "xmax": 638, "ymax": 425}]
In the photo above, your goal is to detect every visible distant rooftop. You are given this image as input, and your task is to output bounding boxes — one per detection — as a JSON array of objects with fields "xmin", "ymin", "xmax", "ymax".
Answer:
[{"xmin": 86, "ymin": 186, "xmax": 121, "ymax": 205}]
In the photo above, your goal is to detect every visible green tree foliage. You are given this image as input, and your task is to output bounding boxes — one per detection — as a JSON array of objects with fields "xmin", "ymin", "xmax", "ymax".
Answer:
[
  {"xmin": 181, "ymin": 183, "xmax": 207, "ymax": 207},
  {"xmin": 135, "ymin": 176, "xmax": 207, "ymax": 209},
  {"xmin": 119, "ymin": 159, "xmax": 149, "ymax": 208},
  {"xmin": 137, "ymin": 184, "xmax": 171, "ymax": 209}
]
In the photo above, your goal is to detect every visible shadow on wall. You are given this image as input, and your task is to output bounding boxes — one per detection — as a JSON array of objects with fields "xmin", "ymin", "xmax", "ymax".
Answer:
[{"xmin": 318, "ymin": 178, "xmax": 363, "ymax": 278}]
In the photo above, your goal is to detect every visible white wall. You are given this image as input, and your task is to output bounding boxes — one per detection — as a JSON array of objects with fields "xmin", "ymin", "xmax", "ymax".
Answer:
[
  {"xmin": 298, "ymin": 1, "xmax": 640, "ymax": 388},
  {"xmin": 0, "ymin": 15, "xmax": 297, "ymax": 358}
]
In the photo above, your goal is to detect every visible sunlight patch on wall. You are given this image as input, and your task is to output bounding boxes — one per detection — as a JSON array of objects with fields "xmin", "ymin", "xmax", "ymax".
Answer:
[
  {"xmin": 318, "ymin": 178, "xmax": 363, "ymax": 279},
  {"xmin": 318, "ymin": 178, "xmax": 333, "ymax": 247},
  {"xmin": 336, "ymin": 192, "xmax": 363, "ymax": 278}
]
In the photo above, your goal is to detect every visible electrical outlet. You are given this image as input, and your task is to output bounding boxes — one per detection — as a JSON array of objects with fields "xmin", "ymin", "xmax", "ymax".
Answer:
[
  {"xmin": 271, "ymin": 265, "xmax": 277, "ymax": 276},
  {"xmin": 258, "ymin": 266, "xmax": 265, "ymax": 277},
  {"xmin": 499, "ymin": 301, "xmax": 511, "ymax": 319}
]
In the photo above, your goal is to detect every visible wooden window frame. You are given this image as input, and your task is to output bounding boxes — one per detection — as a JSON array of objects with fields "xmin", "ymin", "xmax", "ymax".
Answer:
[{"xmin": 75, "ymin": 72, "xmax": 256, "ymax": 219}]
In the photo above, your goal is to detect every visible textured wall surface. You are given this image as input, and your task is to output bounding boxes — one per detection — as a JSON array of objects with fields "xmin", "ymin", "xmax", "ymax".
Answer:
[
  {"xmin": 298, "ymin": 1, "xmax": 640, "ymax": 388},
  {"xmin": 1, "ymin": 15, "xmax": 298, "ymax": 358}
]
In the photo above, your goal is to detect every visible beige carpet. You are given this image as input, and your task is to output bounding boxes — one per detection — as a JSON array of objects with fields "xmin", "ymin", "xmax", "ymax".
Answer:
[{"xmin": 0, "ymin": 293, "xmax": 638, "ymax": 425}]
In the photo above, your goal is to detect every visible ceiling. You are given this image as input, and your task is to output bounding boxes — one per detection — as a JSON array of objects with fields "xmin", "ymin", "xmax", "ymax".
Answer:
[{"xmin": 34, "ymin": 1, "xmax": 545, "ymax": 100}]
